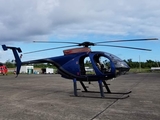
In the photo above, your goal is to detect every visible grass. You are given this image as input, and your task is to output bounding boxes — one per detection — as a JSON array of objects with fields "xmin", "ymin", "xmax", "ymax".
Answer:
[
  {"xmin": 129, "ymin": 68, "xmax": 160, "ymax": 73},
  {"xmin": 129, "ymin": 68, "xmax": 151, "ymax": 73}
]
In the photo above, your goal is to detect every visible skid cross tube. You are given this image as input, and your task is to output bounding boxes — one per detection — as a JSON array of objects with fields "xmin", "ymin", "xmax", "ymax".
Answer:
[
  {"xmin": 103, "ymin": 80, "xmax": 111, "ymax": 93},
  {"xmin": 79, "ymin": 81, "xmax": 88, "ymax": 92}
]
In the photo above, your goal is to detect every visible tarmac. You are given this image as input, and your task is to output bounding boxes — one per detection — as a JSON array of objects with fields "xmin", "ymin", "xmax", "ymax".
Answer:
[{"xmin": 0, "ymin": 73, "xmax": 160, "ymax": 120}]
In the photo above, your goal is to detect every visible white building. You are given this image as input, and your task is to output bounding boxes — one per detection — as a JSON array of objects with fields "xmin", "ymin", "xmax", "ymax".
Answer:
[
  {"xmin": 20, "ymin": 66, "xmax": 34, "ymax": 74},
  {"xmin": 41, "ymin": 67, "xmax": 54, "ymax": 74}
]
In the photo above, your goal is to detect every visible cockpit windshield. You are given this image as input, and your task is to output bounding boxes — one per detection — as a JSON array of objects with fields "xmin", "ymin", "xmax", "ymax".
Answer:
[
  {"xmin": 104, "ymin": 52, "xmax": 129, "ymax": 68},
  {"xmin": 104, "ymin": 52, "xmax": 123, "ymax": 62}
]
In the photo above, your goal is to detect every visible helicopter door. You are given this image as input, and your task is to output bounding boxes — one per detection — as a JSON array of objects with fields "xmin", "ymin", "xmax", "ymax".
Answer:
[
  {"xmin": 79, "ymin": 56, "xmax": 86, "ymax": 75},
  {"xmin": 79, "ymin": 56, "xmax": 95, "ymax": 75},
  {"xmin": 94, "ymin": 55, "xmax": 111, "ymax": 74}
]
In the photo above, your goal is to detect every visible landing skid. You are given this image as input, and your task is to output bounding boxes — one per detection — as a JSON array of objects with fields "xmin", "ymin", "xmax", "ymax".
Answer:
[
  {"xmin": 82, "ymin": 91, "xmax": 132, "ymax": 94},
  {"xmin": 81, "ymin": 91, "xmax": 131, "ymax": 99},
  {"xmin": 72, "ymin": 78, "xmax": 131, "ymax": 99},
  {"xmin": 70, "ymin": 94, "xmax": 130, "ymax": 99}
]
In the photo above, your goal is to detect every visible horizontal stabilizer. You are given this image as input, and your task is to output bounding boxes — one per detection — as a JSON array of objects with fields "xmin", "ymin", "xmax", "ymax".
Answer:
[
  {"xmin": 2, "ymin": 44, "xmax": 22, "ymax": 53},
  {"xmin": 2, "ymin": 45, "xmax": 8, "ymax": 51}
]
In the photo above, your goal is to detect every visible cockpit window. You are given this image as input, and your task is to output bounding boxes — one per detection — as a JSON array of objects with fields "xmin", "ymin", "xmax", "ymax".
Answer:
[
  {"xmin": 84, "ymin": 56, "xmax": 95, "ymax": 75},
  {"xmin": 104, "ymin": 52, "xmax": 123, "ymax": 61},
  {"xmin": 94, "ymin": 54, "xmax": 111, "ymax": 73},
  {"xmin": 104, "ymin": 52, "xmax": 129, "ymax": 69},
  {"xmin": 99, "ymin": 56, "xmax": 111, "ymax": 73}
]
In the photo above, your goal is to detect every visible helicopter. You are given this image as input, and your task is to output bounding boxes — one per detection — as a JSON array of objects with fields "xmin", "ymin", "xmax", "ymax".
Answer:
[{"xmin": 1, "ymin": 38, "xmax": 158, "ymax": 99}]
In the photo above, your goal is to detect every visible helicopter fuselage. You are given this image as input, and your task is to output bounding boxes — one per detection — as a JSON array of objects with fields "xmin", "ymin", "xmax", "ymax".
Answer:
[{"xmin": 22, "ymin": 51, "xmax": 130, "ymax": 81}]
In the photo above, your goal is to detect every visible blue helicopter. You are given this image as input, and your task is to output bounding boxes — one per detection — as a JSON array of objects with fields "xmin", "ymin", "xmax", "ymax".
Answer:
[{"xmin": 1, "ymin": 38, "xmax": 158, "ymax": 99}]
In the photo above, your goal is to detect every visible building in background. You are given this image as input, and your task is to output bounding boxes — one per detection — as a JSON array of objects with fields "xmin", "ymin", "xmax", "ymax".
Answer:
[
  {"xmin": 20, "ymin": 66, "xmax": 34, "ymax": 74},
  {"xmin": 41, "ymin": 67, "xmax": 54, "ymax": 74}
]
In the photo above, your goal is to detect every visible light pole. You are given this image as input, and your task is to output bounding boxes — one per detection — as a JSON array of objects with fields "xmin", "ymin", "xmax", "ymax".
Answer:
[{"xmin": 139, "ymin": 55, "xmax": 141, "ymax": 72}]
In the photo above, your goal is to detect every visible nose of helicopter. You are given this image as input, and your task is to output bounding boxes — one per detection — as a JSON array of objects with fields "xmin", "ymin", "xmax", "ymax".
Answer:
[
  {"xmin": 103, "ymin": 52, "xmax": 130, "ymax": 75},
  {"xmin": 114, "ymin": 61, "xmax": 130, "ymax": 75}
]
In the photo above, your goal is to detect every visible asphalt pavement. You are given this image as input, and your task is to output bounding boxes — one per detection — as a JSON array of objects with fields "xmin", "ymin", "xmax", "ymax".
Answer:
[{"xmin": 0, "ymin": 73, "xmax": 160, "ymax": 120}]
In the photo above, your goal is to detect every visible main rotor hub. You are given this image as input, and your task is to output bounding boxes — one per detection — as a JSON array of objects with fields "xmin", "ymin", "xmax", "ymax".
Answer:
[{"xmin": 78, "ymin": 42, "xmax": 95, "ymax": 47}]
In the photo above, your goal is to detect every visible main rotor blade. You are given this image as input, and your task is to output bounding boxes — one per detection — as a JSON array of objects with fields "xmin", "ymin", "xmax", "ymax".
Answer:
[
  {"xmin": 33, "ymin": 41, "xmax": 80, "ymax": 44},
  {"xmin": 23, "ymin": 45, "xmax": 78, "ymax": 54},
  {"xmin": 97, "ymin": 44, "xmax": 152, "ymax": 51},
  {"xmin": 95, "ymin": 38, "xmax": 158, "ymax": 44}
]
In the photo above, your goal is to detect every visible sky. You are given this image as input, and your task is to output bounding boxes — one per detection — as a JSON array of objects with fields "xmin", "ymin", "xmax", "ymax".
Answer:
[{"xmin": 0, "ymin": 0, "xmax": 160, "ymax": 63}]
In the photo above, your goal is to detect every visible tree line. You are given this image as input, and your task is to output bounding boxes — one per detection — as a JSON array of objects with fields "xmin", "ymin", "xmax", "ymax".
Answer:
[{"xmin": 124, "ymin": 59, "xmax": 159, "ymax": 68}]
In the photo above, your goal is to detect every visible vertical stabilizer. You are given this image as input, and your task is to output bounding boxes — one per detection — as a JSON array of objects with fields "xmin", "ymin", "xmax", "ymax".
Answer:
[{"xmin": 2, "ymin": 45, "xmax": 22, "ymax": 76}]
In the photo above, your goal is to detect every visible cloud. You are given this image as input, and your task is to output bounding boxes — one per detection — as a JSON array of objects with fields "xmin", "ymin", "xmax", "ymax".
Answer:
[
  {"xmin": 0, "ymin": 49, "xmax": 13, "ymax": 62},
  {"xmin": 0, "ymin": 0, "xmax": 57, "ymax": 43},
  {"xmin": 0, "ymin": 0, "xmax": 160, "ymax": 45}
]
